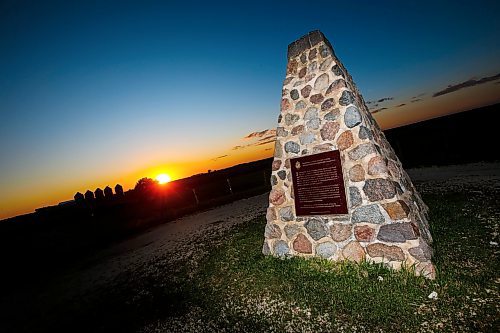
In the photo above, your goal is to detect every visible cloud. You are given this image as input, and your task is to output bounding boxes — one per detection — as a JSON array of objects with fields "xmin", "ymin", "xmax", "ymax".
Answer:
[
  {"xmin": 366, "ymin": 97, "xmax": 393, "ymax": 105},
  {"xmin": 411, "ymin": 93, "xmax": 426, "ymax": 99},
  {"xmin": 211, "ymin": 155, "xmax": 228, "ymax": 161},
  {"xmin": 396, "ymin": 103, "xmax": 406, "ymax": 108},
  {"xmin": 376, "ymin": 97, "xmax": 394, "ymax": 103},
  {"xmin": 411, "ymin": 98, "xmax": 422, "ymax": 103},
  {"xmin": 232, "ymin": 129, "xmax": 277, "ymax": 151},
  {"xmin": 370, "ymin": 107, "xmax": 387, "ymax": 114},
  {"xmin": 256, "ymin": 136, "xmax": 276, "ymax": 146},
  {"xmin": 233, "ymin": 136, "xmax": 276, "ymax": 150},
  {"xmin": 244, "ymin": 129, "xmax": 276, "ymax": 139},
  {"xmin": 433, "ymin": 73, "xmax": 500, "ymax": 97}
]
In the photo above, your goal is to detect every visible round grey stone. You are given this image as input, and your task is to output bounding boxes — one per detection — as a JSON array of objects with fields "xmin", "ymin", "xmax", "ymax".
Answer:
[
  {"xmin": 314, "ymin": 73, "xmax": 329, "ymax": 91},
  {"xmin": 299, "ymin": 132, "xmax": 315, "ymax": 145},
  {"xmin": 316, "ymin": 242, "xmax": 337, "ymax": 258},
  {"xmin": 358, "ymin": 126, "xmax": 372, "ymax": 140},
  {"xmin": 339, "ymin": 90, "xmax": 355, "ymax": 106},
  {"xmin": 349, "ymin": 186, "xmax": 362, "ymax": 208},
  {"xmin": 306, "ymin": 118, "xmax": 320, "ymax": 130},
  {"xmin": 277, "ymin": 170, "xmax": 286, "ymax": 180},
  {"xmin": 284, "ymin": 224, "xmax": 300, "ymax": 238},
  {"xmin": 305, "ymin": 218, "xmax": 329, "ymax": 241},
  {"xmin": 363, "ymin": 178, "xmax": 397, "ymax": 202},
  {"xmin": 319, "ymin": 57, "xmax": 333, "ymax": 71},
  {"xmin": 352, "ymin": 204, "xmax": 385, "ymax": 224},
  {"xmin": 348, "ymin": 143, "xmax": 376, "ymax": 160},
  {"xmin": 377, "ymin": 223, "xmax": 418, "ymax": 243},
  {"xmin": 331, "ymin": 65, "xmax": 344, "ymax": 77},
  {"xmin": 344, "ymin": 106, "xmax": 362, "ymax": 128},
  {"xmin": 295, "ymin": 100, "xmax": 307, "ymax": 110},
  {"xmin": 284, "ymin": 141, "xmax": 300, "ymax": 154},
  {"xmin": 408, "ymin": 241, "xmax": 433, "ymax": 261},
  {"xmin": 285, "ymin": 113, "xmax": 300, "ymax": 126},
  {"xmin": 319, "ymin": 44, "xmax": 330, "ymax": 58},
  {"xmin": 321, "ymin": 98, "xmax": 336, "ymax": 111},
  {"xmin": 308, "ymin": 61, "xmax": 317, "ymax": 72},
  {"xmin": 290, "ymin": 89, "xmax": 300, "ymax": 100},
  {"xmin": 271, "ymin": 175, "xmax": 278, "ymax": 186},
  {"xmin": 324, "ymin": 109, "xmax": 340, "ymax": 121},
  {"xmin": 276, "ymin": 127, "xmax": 288, "ymax": 137},
  {"xmin": 265, "ymin": 223, "xmax": 282, "ymax": 239},
  {"xmin": 279, "ymin": 206, "xmax": 294, "ymax": 222},
  {"xmin": 273, "ymin": 240, "xmax": 290, "ymax": 257},
  {"xmin": 304, "ymin": 107, "xmax": 319, "ymax": 120}
]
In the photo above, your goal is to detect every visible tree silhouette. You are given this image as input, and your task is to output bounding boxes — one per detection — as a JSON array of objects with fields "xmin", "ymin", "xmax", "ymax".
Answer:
[
  {"xmin": 115, "ymin": 184, "xmax": 124, "ymax": 196},
  {"xmin": 95, "ymin": 188, "xmax": 104, "ymax": 200},
  {"xmin": 74, "ymin": 192, "xmax": 84, "ymax": 203},
  {"xmin": 104, "ymin": 186, "xmax": 113, "ymax": 198},
  {"xmin": 134, "ymin": 177, "xmax": 158, "ymax": 193}
]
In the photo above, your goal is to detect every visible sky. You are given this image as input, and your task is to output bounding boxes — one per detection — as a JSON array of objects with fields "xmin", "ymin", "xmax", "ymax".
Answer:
[{"xmin": 1, "ymin": 0, "xmax": 499, "ymax": 219}]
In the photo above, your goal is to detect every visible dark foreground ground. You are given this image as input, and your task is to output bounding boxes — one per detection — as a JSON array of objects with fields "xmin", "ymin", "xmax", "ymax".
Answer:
[{"xmin": 0, "ymin": 162, "xmax": 499, "ymax": 332}]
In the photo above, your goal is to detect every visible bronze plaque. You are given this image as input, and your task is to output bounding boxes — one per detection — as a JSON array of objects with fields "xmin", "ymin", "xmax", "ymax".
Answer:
[{"xmin": 290, "ymin": 150, "xmax": 348, "ymax": 216}]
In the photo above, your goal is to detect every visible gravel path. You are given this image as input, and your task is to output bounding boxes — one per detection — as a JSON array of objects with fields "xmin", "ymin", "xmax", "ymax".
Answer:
[{"xmin": 61, "ymin": 193, "xmax": 269, "ymax": 295}]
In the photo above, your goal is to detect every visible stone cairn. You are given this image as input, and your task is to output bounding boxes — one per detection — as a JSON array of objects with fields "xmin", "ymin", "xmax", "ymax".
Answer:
[{"xmin": 263, "ymin": 31, "xmax": 435, "ymax": 278}]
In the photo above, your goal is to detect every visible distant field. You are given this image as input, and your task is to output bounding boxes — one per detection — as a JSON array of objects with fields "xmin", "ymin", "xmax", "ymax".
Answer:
[{"xmin": 0, "ymin": 163, "xmax": 499, "ymax": 332}]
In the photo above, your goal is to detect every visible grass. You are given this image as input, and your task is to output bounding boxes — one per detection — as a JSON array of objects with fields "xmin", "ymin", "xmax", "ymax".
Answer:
[
  {"xmin": 2, "ymin": 183, "xmax": 499, "ymax": 332},
  {"xmin": 139, "ymin": 184, "xmax": 499, "ymax": 332}
]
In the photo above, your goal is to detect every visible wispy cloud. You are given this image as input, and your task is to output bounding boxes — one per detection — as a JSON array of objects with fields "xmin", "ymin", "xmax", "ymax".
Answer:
[
  {"xmin": 396, "ymin": 103, "xmax": 406, "ymax": 108},
  {"xmin": 376, "ymin": 97, "xmax": 394, "ymax": 103},
  {"xmin": 244, "ymin": 129, "xmax": 276, "ymax": 139},
  {"xmin": 411, "ymin": 98, "xmax": 422, "ymax": 103},
  {"xmin": 370, "ymin": 107, "xmax": 387, "ymax": 114},
  {"xmin": 256, "ymin": 136, "xmax": 276, "ymax": 146},
  {"xmin": 367, "ymin": 97, "xmax": 393, "ymax": 105},
  {"xmin": 211, "ymin": 154, "xmax": 228, "ymax": 161},
  {"xmin": 233, "ymin": 129, "xmax": 277, "ymax": 151},
  {"xmin": 433, "ymin": 73, "xmax": 500, "ymax": 97},
  {"xmin": 411, "ymin": 93, "xmax": 425, "ymax": 99}
]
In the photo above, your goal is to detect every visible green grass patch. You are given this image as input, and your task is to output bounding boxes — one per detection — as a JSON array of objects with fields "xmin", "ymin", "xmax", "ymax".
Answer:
[{"xmin": 183, "ymin": 187, "xmax": 499, "ymax": 332}]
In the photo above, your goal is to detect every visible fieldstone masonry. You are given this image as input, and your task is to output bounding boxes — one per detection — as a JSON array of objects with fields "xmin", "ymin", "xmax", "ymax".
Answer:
[{"xmin": 263, "ymin": 31, "xmax": 435, "ymax": 279}]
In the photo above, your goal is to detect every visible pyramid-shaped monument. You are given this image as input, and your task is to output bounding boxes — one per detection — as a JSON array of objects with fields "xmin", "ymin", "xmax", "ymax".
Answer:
[{"xmin": 263, "ymin": 31, "xmax": 435, "ymax": 278}]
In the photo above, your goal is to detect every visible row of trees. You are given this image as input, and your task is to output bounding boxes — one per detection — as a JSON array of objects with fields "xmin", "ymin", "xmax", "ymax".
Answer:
[{"xmin": 74, "ymin": 184, "xmax": 124, "ymax": 202}]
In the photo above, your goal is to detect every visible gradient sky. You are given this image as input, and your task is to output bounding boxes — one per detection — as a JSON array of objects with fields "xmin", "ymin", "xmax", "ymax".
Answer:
[{"xmin": 1, "ymin": 0, "xmax": 499, "ymax": 219}]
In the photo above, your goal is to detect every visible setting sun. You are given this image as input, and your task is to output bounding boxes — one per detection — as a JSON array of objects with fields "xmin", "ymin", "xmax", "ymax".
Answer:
[{"xmin": 156, "ymin": 173, "xmax": 172, "ymax": 184}]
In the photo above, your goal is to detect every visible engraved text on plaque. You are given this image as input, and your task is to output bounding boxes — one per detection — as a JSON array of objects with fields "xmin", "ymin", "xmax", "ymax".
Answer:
[{"xmin": 290, "ymin": 150, "xmax": 348, "ymax": 216}]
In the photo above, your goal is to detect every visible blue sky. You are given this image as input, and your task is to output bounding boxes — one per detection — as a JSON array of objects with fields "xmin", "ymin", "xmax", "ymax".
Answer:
[{"xmin": 1, "ymin": 0, "xmax": 499, "ymax": 219}]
